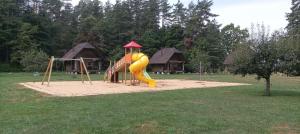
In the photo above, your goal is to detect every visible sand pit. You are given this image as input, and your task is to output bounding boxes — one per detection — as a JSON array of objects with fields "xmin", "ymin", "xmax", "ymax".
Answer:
[{"xmin": 20, "ymin": 80, "xmax": 250, "ymax": 97}]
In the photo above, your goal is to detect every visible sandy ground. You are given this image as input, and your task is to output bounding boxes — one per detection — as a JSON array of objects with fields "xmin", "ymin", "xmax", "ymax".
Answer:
[{"xmin": 19, "ymin": 80, "xmax": 250, "ymax": 97}]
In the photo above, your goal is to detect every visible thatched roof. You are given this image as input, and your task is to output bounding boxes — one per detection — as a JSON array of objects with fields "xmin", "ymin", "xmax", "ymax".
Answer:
[
  {"xmin": 62, "ymin": 42, "xmax": 96, "ymax": 59},
  {"xmin": 150, "ymin": 48, "xmax": 183, "ymax": 64}
]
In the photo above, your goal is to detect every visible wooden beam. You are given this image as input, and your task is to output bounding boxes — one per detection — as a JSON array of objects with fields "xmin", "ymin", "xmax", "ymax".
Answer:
[
  {"xmin": 114, "ymin": 60, "xmax": 116, "ymax": 83},
  {"xmin": 47, "ymin": 56, "xmax": 54, "ymax": 86},
  {"xmin": 130, "ymin": 48, "xmax": 132, "ymax": 85},
  {"xmin": 121, "ymin": 69, "xmax": 124, "ymax": 83},
  {"xmin": 182, "ymin": 62, "xmax": 185, "ymax": 73},
  {"xmin": 124, "ymin": 49, "xmax": 127, "ymax": 85},
  {"xmin": 80, "ymin": 57, "xmax": 92, "ymax": 85},
  {"xmin": 41, "ymin": 58, "xmax": 51, "ymax": 85},
  {"xmin": 80, "ymin": 61, "xmax": 84, "ymax": 83},
  {"xmin": 168, "ymin": 63, "xmax": 170, "ymax": 73}
]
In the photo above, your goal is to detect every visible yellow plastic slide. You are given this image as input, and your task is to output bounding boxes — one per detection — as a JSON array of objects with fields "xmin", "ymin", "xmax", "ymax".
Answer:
[{"xmin": 129, "ymin": 53, "xmax": 156, "ymax": 87}]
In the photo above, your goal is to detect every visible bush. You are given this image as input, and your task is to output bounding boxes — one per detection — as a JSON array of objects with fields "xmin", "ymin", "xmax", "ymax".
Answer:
[
  {"xmin": 20, "ymin": 50, "xmax": 49, "ymax": 72},
  {"xmin": 0, "ymin": 63, "xmax": 22, "ymax": 72}
]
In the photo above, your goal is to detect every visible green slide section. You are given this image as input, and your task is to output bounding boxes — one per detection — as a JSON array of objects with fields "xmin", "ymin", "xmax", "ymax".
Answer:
[{"xmin": 143, "ymin": 70, "xmax": 151, "ymax": 79}]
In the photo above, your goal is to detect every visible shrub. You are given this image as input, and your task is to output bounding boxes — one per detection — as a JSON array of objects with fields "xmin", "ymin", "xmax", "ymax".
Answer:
[
  {"xmin": 20, "ymin": 50, "xmax": 49, "ymax": 72},
  {"xmin": 0, "ymin": 63, "xmax": 22, "ymax": 72}
]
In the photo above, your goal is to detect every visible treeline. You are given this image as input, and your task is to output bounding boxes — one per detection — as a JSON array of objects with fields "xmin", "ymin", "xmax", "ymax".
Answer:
[{"xmin": 0, "ymin": 0, "xmax": 298, "ymax": 73}]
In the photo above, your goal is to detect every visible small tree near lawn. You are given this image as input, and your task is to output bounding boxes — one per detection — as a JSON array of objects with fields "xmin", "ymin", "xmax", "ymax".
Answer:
[
  {"xmin": 20, "ymin": 50, "xmax": 49, "ymax": 72},
  {"xmin": 230, "ymin": 24, "xmax": 282, "ymax": 96}
]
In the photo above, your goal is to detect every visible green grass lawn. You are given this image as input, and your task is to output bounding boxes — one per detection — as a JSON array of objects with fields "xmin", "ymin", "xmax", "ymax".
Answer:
[{"xmin": 0, "ymin": 72, "xmax": 299, "ymax": 134}]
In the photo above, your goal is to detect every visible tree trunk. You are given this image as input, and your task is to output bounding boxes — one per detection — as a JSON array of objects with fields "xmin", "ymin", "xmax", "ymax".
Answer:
[{"xmin": 264, "ymin": 77, "xmax": 271, "ymax": 96}]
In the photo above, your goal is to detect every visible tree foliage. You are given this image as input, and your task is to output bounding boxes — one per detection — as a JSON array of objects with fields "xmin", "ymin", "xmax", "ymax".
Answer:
[
  {"xmin": 231, "ymin": 24, "xmax": 289, "ymax": 96},
  {"xmin": 20, "ymin": 49, "xmax": 49, "ymax": 72},
  {"xmin": 285, "ymin": 0, "xmax": 300, "ymax": 75},
  {"xmin": 221, "ymin": 23, "xmax": 249, "ymax": 54},
  {"xmin": 1, "ymin": 0, "xmax": 298, "ymax": 76},
  {"xmin": 286, "ymin": 0, "xmax": 300, "ymax": 35}
]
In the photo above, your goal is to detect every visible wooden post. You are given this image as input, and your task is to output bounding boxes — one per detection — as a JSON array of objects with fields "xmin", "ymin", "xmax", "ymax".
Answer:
[
  {"xmin": 113, "ymin": 60, "xmax": 116, "ymax": 83},
  {"xmin": 80, "ymin": 61, "xmax": 84, "ymax": 83},
  {"xmin": 182, "ymin": 62, "xmax": 185, "ymax": 73},
  {"xmin": 124, "ymin": 49, "xmax": 127, "ymax": 85},
  {"xmin": 110, "ymin": 61, "xmax": 112, "ymax": 82},
  {"xmin": 130, "ymin": 48, "xmax": 133, "ymax": 85},
  {"xmin": 42, "ymin": 58, "xmax": 51, "ymax": 85},
  {"xmin": 80, "ymin": 57, "xmax": 92, "ymax": 84},
  {"xmin": 121, "ymin": 69, "xmax": 124, "ymax": 83},
  {"xmin": 106, "ymin": 61, "xmax": 112, "ymax": 82},
  {"xmin": 168, "ymin": 63, "xmax": 170, "ymax": 74},
  {"xmin": 47, "ymin": 56, "xmax": 54, "ymax": 86},
  {"xmin": 74, "ymin": 60, "xmax": 78, "ymax": 72},
  {"xmin": 199, "ymin": 61, "xmax": 202, "ymax": 80}
]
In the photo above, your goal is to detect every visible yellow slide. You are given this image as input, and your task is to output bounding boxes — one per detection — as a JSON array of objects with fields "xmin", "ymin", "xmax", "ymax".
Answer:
[{"xmin": 129, "ymin": 53, "xmax": 156, "ymax": 87}]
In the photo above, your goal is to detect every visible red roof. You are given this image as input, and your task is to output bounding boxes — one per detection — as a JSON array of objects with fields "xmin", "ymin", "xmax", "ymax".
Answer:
[{"xmin": 123, "ymin": 41, "xmax": 142, "ymax": 48}]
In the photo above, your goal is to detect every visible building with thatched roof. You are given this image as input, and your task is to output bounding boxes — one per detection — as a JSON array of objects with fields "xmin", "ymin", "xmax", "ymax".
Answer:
[
  {"xmin": 149, "ymin": 48, "xmax": 185, "ymax": 73},
  {"xmin": 62, "ymin": 42, "xmax": 101, "ymax": 73}
]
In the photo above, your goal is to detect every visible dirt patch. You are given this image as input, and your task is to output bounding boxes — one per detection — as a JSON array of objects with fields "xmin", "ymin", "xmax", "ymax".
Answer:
[
  {"xmin": 19, "ymin": 79, "xmax": 250, "ymax": 97},
  {"xmin": 272, "ymin": 123, "xmax": 300, "ymax": 134}
]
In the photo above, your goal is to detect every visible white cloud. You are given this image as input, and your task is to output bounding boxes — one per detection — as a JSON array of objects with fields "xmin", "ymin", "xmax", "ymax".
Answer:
[{"xmin": 212, "ymin": 0, "xmax": 290, "ymax": 31}]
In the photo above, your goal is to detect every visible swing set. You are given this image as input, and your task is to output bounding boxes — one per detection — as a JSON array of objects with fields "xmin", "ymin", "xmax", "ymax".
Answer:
[{"xmin": 42, "ymin": 56, "xmax": 92, "ymax": 86}]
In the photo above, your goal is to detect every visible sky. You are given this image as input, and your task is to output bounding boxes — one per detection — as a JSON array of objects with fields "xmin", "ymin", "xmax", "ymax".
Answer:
[{"xmin": 71, "ymin": 0, "xmax": 291, "ymax": 31}]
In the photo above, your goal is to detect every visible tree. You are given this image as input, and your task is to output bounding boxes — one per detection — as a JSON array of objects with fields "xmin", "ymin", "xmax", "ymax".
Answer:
[
  {"xmin": 286, "ymin": 0, "xmax": 300, "ymax": 35},
  {"xmin": 0, "ymin": 0, "xmax": 23, "ymax": 63},
  {"xmin": 171, "ymin": 0, "xmax": 186, "ymax": 27},
  {"xmin": 128, "ymin": 0, "xmax": 144, "ymax": 35},
  {"xmin": 11, "ymin": 23, "xmax": 40, "ymax": 63},
  {"xmin": 285, "ymin": 0, "xmax": 300, "ymax": 75},
  {"xmin": 276, "ymin": 31, "xmax": 300, "ymax": 76},
  {"xmin": 160, "ymin": 0, "xmax": 172, "ymax": 27},
  {"xmin": 76, "ymin": 16, "xmax": 107, "ymax": 54},
  {"xmin": 142, "ymin": 0, "xmax": 160, "ymax": 31},
  {"xmin": 221, "ymin": 23, "xmax": 249, "ymax": 54},
  {"xmin": 189, "ymin": 45, "xmax": 209, "ymax": 72},
  {"xmin": 20, "ymin": 49, "xmax": 48, "ymax": 72},
  {"xmin": 204, "ymin": 20, "xmax": 225, "ymax": 71},
  {"xmin": 185, "ymin": 0, "xmax": 217, "ymax": 42},
  {"xmin": 160, "ymin": 25, "xmax": 184, "ymax": 49},
  {"xmin": 40, "ymin": 0, "xmax": 63, "ymax": 21},
  {"xmin": 138, "ymin": 30, "xmax": 161, "ymax": 55},
  {"xmin": 184, "ymin": 1, "xmax": 223, "ymax": 72},
  {"xmin": 1, "ymin": 0, "xmax": 234, "ymax": 73},
  {"xmin": 231, "ymin": 24, "xmax": 281, "ymax": 96}
]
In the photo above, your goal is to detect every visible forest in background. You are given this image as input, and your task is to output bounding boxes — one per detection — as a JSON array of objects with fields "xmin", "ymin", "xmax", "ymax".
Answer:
[{"xmin": 0, "ymin": 0, "xmax": 299, "ymax": 74}]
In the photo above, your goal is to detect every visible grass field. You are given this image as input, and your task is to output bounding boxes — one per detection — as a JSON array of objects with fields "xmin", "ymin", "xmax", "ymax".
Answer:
[{"xmin": 0, "ymin": 72, "xmax": 299, "ymax": 134}]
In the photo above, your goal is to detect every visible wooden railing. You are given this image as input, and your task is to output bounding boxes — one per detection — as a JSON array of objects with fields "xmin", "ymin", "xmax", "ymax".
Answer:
[{"xmin": 104, "ymin": 54, "xmax": 131, "ymax": 81}]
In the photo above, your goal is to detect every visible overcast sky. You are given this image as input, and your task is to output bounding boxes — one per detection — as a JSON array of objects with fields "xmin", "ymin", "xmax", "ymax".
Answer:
[{"xmin": 71, "ymin": 0, "xmax": 291, "ymax": 31}]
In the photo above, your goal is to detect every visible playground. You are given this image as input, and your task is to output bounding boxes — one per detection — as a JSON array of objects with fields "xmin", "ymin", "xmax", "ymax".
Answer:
[
  {"xmin": 20, "ymin": 80, "xmax": 248, "ymax": 96},
  {"xmin": 19, "ymin": 40, "xmax": 249, "ymax": 97}
]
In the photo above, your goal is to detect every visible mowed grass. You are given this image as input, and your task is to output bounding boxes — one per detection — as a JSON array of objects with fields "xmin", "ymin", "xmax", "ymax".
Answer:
[{"xmin": 0, "ymin": 72, "xmax": 299, "ymax": 134}]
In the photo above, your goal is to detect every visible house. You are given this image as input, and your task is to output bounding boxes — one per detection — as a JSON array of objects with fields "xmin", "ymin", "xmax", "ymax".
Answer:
[
  {"xmin": 149, "ymin": 48, "xmax": 185, "ymax": 73},
  {"xmin": 62, "ymin": 42, "xmax": 101, "ymax": 73}
]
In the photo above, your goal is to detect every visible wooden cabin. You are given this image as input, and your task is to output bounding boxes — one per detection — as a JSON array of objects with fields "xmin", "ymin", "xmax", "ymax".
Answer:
[
  {"xmin": 149, "ymin": 48, "xmax": 185, "ymax": 73},
  {"xmin": 62, "ymin": 42, "xmax": 101, "ymax": 73}
]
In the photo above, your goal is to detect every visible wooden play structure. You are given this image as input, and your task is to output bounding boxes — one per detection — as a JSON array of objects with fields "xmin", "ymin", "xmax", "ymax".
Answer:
[
  {"xmin": 105, "ymin": 41, "xmax": 141, "ymax": 85},
  {"xmin": 104, "ymin": 41, "xmax": 156, "ymax": 87},
  {"xmin": 42, "ymin": 56, "xmax": 92, "ymax": 86}
]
